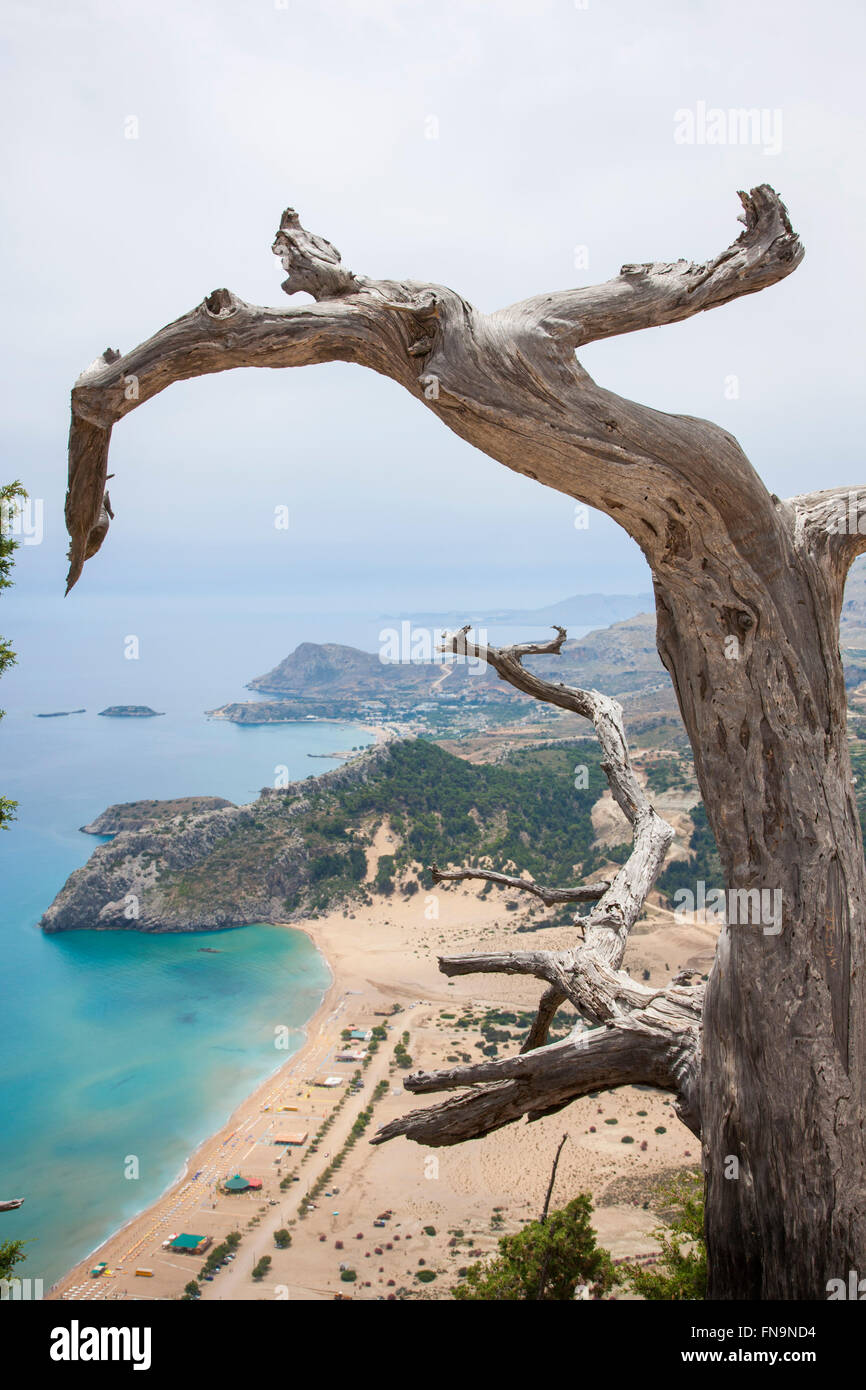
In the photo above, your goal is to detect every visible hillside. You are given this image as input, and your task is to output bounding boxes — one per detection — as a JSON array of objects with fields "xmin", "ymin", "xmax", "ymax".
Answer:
[
  {"xmin": 210, "ymin": 612, "xmax": 671, "ymax": 731},
  {"xmin": 41, "ymin": 740, "xmax": 610, "ymax": 934},
  {"xmin": 229, "ymin": 558, "xmax": 866, "ymax": 726},
  {"xmin": 81, "ymin": 796, "xmax": 234, "ymax": 835},
  {"xmin": 248, "ymin": 642, "xmax": 444, "ymax": 698},
  {"xmin": 391, "ymin": 590, "xmax": 654, "ymax": 628}
]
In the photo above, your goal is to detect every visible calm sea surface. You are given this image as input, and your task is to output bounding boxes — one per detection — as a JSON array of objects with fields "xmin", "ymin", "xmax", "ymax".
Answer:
[{"xmin": 0, "ymin": 596, "xmax": 378, "ymax": 1288}]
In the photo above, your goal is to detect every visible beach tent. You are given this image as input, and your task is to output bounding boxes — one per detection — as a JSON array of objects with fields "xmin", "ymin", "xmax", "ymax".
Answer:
[
  {"xmin": 224, "ymin": 1174, "xmax": 251, "ymax": 1192},
  {"xmin": 170, "ymin": 1233, "xmax": 211, "ymax": 1254}
]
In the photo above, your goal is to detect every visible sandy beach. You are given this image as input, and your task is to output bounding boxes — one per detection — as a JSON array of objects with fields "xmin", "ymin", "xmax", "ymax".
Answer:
[{"xmin": 47, "ymin": 817, "xmax": 717, "ymax": 1303}]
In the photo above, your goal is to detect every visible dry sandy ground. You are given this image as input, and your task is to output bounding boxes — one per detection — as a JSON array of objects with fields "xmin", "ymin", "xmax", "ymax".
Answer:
[{"xmin": 48, "ymin": 829, "xmax": 717, "ymax": 1303}]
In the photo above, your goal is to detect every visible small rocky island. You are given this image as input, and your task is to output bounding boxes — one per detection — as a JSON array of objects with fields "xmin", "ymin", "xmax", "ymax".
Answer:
[
  {"xmin": 98, "ymin": 706, "xmax": 165, "ymax": 718},
  {"xmin": 35, "ymin": 709, "xmax": 86, "ymax": 718}
]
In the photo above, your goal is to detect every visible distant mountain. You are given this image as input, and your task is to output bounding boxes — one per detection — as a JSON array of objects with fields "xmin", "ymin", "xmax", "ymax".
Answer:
[
  {"xmin": 226, "ymin": 563, "xmax": 866, "ymax": 722},
  {"xmin": 551, "ymin": 612, "xmax": 664, "ymax": 694},
  {"xmin": 248, "ymin": 641, "xmax": 465, "ymax": 698},
  {"xmin": 388, "ymin": 592, "xmax": 654, "ymax": 629},
  {"xmin": 243, "ymin": 613, "xmax": 666, "ymax": 709}
]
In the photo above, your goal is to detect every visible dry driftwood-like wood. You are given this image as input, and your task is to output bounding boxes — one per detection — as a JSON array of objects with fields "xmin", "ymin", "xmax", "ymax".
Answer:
[
  {"xmin": 430, "ymin": 860, "xmax": 610, "ymax": 906},
  {"xmin": 64, "ymin": 187, "xmax": 866, "ymax": 1299},
  {"xmin": 372, "ymin": 625, "xmax": 702, "ymax": 1142}
]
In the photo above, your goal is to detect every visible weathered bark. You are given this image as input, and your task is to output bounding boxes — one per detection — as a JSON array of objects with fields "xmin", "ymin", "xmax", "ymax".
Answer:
[
  {"xmin": 63, "ymin": 186, "xmax": 866, "ymax": 1299},
  {"xmin": 372, "ymin": 626, "xmax": 702, "ymax": 1142}
]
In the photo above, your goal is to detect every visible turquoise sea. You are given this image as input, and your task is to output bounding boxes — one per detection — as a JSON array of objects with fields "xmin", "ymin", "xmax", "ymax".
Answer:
[{"xmin": 0, "ymin": 596, "xmax": 378, "ymax": 1290}]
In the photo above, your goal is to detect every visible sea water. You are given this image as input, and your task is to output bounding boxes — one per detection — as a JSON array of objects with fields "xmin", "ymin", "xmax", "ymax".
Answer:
[{"xmin": 0, "ymin": 596, "xmax": 378, "ymax": 1289}]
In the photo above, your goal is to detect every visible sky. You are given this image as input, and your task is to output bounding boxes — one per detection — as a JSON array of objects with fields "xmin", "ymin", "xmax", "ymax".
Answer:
[{"xmin": 1, "ymin": 0, "xmax": 864, "ymax": 615}]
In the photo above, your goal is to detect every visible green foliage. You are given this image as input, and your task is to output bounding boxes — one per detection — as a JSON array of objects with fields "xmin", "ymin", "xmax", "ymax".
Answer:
[
  {"xmin": 0, "ymin": 1238, "xmax": 27, "ymax": 1281},
  {"xmin": 848, "ymin": 742, "xmax": 866, "ymax": 841},
  {"xmin": 333, "ymin": 740, "xmax": 608, "ymax": 892},
  {"xmin": 274, "ymin": 1229, "xmax": 292, "ymax": 1249},
  {"xmin": 106, "ymin": 738, "xmax": 613, "ymax": 922},
  {"xmin": 656, "ymin": 803, "xmax": 723, "ymax": 905},
  {"xmin": 0, "ymin": 481, "xmax": 26, "ymax": 832},
  {"xmin": 374, "ymin": 853, "xmax": 396, "ymax": 895},
  {"xmin": 0, "ymin": 482, "xmax": 25, "ymax": 596},
  {"xmin": 644, "ymin": 757, "xmax": 694, "ymax": 794},
  {"xmin": 416, "ymin": 1269, "xmax": 437, "ymax": 1282},
  {"xmin": 623, "ymin": 1172, "xmax": 706, "ymax": 1301},
  {"xmin": 182, "ymin": 1280, "xmax": 200, "ymax": 1300},
  {"xmin": 340, "ymin": 1268, "xmax": 357, "ymax": 1282},
  {"xmin": 251, "ymin": 1255, "xmax": 272, "ymax": 1281},
  {"xmin": 453, "ymin": 1195, "xmax": 614, "ymax": 1301},
  {"xmin": 393, "ymin": 1038, "xmax": 413, "ymax": 1068},
  {"xmin": 199, "ymin": 1231, "xmax": 242, "ymax": 1276}
]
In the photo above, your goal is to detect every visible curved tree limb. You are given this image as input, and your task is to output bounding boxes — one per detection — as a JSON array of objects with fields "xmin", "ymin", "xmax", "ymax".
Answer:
[
  {"xmin": 373, "ymin": 1011, "xmax": 701, "ymax": 1147},
  {"xmin": 436, "ymin": 624, "xmax": 674, "ymax": 969},
  {"xmin": 65, "ymin": 188, "xmax": 814, "ymax": 601},
  {"xmin": 509, "ymin": 184, "xmax": 804, "ymax": 349},
  {"xmin": 788, "ymin": 487, "xmax": 866, "ymax": 585},
  {"xmin": 369, "ymin": 622, "xmax": 692, "ymax": 1146},
  {"xmin": 65, "ymin": 287, "xmax": 414, "ymax": 591},
  {"xmin": 430, "ymin": 861, "xmax": 609, "ymax": 906}
]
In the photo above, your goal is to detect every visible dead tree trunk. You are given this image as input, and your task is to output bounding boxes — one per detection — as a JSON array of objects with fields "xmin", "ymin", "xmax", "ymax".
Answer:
[{"xmin": 63, "ymin": 187, "xmax": 866, "ymax": 1299}]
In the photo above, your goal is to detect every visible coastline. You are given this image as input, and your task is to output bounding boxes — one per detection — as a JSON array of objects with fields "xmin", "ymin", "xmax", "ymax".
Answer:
[
  {"xmin": 46, "ymin": 930, "xmax": 343, "ymax": 1300},
  {"xmin": 46, "ymin": 869, "xmax": 718, "ymax": 1302}
]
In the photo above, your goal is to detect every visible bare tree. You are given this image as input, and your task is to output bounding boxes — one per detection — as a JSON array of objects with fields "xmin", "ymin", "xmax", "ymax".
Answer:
[{"xmin": 63, "ymin": 187, "xmax": 866, "ymax": 1299}]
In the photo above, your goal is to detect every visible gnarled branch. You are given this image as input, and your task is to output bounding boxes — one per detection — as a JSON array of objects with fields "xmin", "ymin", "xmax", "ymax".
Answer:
[
  {"xmin": 789, "ymin": 487, "xmax": 866, "ymax": 582},
  {"xmin": 430, "ymin": 861, "xmax": 609, "ymax": 906},
  {"xmin": 512, "ymin": 184, "xmax": 803, "ymax": 349},
  {"xmin": 65, "ymin": 188, "xmax": 813, "ymax": 598},
  {"xmin": 373, "ymin": 1012, "xmax": 700, "ymax": 1147},
  {"xmin": 371, "ymin": 622, "xmax": 696, "ymax": 1146}
]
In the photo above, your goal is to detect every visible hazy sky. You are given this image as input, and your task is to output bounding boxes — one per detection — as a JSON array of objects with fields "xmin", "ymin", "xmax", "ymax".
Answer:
[{"xmin": 2, "ymin": 0, "xmax": 864, "ymax": 611}]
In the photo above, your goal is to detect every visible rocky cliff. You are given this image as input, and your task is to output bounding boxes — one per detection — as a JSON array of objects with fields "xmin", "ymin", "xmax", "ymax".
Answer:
[
  {"xmin": 41, "ymin": 746, "xmax": 392, "ymax": 934},
  {"xmin": 39, "ymin": 738, "xmax": 615, "ymax": 935},
  {"xmin": 82, "ymin": 796, "xmax": 234, "ymax": 835}
]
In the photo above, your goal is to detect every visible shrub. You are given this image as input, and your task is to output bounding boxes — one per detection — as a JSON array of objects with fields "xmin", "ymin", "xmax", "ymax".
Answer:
[
  {"xmin": 454, "ymin": 1195, "xmax": 614, "ymax": 1301},
  {"xmin": 622, "ymin": 1172, "xmax": 706, "ymax": 1301}
]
